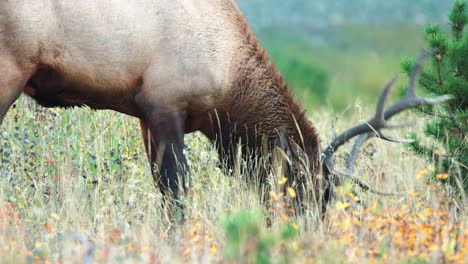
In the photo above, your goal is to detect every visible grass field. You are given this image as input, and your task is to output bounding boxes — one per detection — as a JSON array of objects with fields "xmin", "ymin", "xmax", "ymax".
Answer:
[
  {"xmin": 0, "ymin": 95, "xmax": 466, "ymax": 263},
  {"xmin": 257, "ymin": 25, "xmax": 428, "ymax": 110}
]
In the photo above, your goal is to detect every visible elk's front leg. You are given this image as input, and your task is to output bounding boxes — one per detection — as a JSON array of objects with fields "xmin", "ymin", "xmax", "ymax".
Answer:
[
  {"xmin": 136, "ymin": 96, "xmax": 188, "ymax": 214},
  {"xmin": 140, "ymin": 119, "xmax": 170, "ymax": 198}
]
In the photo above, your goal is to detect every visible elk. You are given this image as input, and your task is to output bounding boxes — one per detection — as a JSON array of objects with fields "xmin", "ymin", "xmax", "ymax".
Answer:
[{"xmin": 0, "ymin": 1, "xmax": 450, "ymax": 214}]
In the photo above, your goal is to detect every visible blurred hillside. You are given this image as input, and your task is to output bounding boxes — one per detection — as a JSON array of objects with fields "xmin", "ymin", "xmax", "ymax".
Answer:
[
  {"xmin": 238, "ymin": 0, "xmax": 452, "ymax": 29},
  {"xmin": 236, "ymin": 0, "xmax": 454, "ymax": 111}
]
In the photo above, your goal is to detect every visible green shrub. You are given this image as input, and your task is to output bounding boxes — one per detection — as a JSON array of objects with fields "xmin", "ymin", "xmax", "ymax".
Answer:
[
  {"xmin": 224, "ymin": 211, "xmax": 299, "ymax": 264},
  {"xmin": 402, "ymin": 0, "xmax": 468, "ymax": 193}
]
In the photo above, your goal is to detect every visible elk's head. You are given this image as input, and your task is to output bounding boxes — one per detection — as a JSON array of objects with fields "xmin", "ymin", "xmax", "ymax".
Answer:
[{"xmin": 278, "ymin": 51, "xmax": 451, "ymax": 214}]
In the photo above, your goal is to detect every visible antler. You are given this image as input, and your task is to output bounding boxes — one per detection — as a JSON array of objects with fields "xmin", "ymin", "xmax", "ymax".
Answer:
[{"xmin": 323, "ymin": 50, "xmax": 453, "ymax": 194}]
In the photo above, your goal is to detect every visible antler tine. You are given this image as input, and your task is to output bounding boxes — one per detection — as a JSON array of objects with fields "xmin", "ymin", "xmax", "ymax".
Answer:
[
  {"xmin": 384, "ymin": 50, "xmax": 453, "ymax": 119},
  {"xmin": 405, "ymin": 50, "xmax": 429, "ymax": 97},
  {"xmin": 372, "ymin": 51, "xmax": 431, "ymax": 130},
  {"xmin": 344, "ymin": 130, "xmax": 411, "ymax": 179},
  {"xmin": 374, "ymin": 75, "xmax": 399, "ymax": 124},
  {"xmin": 375, "ymin": 131, "xmax": 414, "ymax": 144},
  {"xmin": 346, "ymin": 133, "xmax": 372, "ymax": 174},
  {"xmin": 372, "ymin": 50, "xmax": 453, "ymax": 132},
  {"xmin": 384, "ymin": 120, "xmax": 415, "ymax": 129},
  {"xmin": 322, "ymin": 73, "xmax": 406, "ymax": 158}
]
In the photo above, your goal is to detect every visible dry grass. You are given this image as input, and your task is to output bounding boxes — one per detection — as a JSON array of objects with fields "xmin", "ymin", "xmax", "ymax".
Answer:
[{"xmin": 0, "ymin": 96, "xmax": 466, "ymax": 263}]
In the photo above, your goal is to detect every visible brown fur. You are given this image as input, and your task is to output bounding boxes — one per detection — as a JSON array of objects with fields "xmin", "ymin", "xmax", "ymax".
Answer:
[
  {"xmin": 201, "ymin": 6, "xmax": 321, "ymax": 168},
  {"xmin": 195, "ymin": 6, "xmax": 323, "ymax": 208}
]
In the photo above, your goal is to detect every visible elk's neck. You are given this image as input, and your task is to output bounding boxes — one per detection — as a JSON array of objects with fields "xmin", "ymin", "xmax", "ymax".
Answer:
[{"xmin": 204, "ymin": 24, "xmax": 321, "ymax": 166}]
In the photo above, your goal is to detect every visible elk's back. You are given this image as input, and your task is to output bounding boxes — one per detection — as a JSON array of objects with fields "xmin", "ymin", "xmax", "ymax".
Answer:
[{"xmin": 0, "ymin": 0, "xmax": 242, "ymax": 116}]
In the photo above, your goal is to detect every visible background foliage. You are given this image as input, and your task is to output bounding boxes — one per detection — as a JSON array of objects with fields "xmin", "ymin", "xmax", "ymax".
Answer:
[
  {"xmin": 402, "ymin": 0, "xmax": 467, "ymax": 193},
  {"xmin": 237, "ymin": 0, "xmax": 454, "ymax": 110}
]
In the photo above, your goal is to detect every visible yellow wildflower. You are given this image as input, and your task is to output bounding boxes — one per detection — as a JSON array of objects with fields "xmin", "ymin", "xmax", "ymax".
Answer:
[
  {"xmin": 270, "ymin": 191, "xmax": 279, "ymax": 201},
  {"xmin": 291, "ymin": 242, "xmax": 300, "ymax": 252},
  {"xmin": 287, "ymin": 187, "xmax": 296, "ymax": 198},
  {"xmin": 51, "ymin": 213, "xmax": 60, "ymax": 220},
  {"xmin": 278, "ymin": 177, "xmax": 288, "ymax": 185},
  {"xmin": 210, "ymin": 244, "xmax": 218, "ymax": 254},
  {"xmin": 336, "ymin": 201, "xmax": 350, "ymax": 210},
  {"xmin": 436, "ymin": 173, "xmax": 448, "ymax": 180}
]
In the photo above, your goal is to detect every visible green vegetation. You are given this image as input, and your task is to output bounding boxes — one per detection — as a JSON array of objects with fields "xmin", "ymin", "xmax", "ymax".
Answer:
[
  {"xmin": 0, "ymin": 99, "xmax": 466, "ymax": 262},
  {"xmin": 257, "ymin": 25, "xmax": 426, "ymax": 110},
  {"xmin": 402, "ymin": 0, "xmax": 468, "ymax": 193},
  {"xmin": 224, "ymin": 211, "xmax": 299, "ymax": 263}
]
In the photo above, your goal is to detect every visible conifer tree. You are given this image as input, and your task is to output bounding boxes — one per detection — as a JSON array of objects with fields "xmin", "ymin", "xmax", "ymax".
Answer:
[{"xmin": 401, "ymin": 0, "xmax": 467, "ymax": 193}]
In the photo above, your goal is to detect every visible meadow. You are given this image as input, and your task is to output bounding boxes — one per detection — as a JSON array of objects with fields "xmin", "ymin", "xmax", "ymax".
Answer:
[
  {"xmin": 0, "ymin": 95, "xmax": 466, "ymax": 263},
  {"xmin": 257, "ymin": 25, "xmax": 427, "ymax": 110},
  {"xmin": 0, "ymin": 25, "xmax": 466, "ymax": 263}
]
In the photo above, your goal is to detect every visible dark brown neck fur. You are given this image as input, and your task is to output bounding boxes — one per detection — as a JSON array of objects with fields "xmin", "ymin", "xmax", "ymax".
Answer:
[{"xmin": 201, "ymin": 9, "xmax": 321, "ymax": 170}]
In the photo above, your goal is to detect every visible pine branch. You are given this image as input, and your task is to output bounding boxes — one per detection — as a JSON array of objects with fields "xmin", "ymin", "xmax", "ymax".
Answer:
[
  {"xmin": 449, "ymin": 0, "xmax": 468, "ymax": 41},
  {"xmin": 415, "ymin": 106, "xmax": 450, "ymax": 119},
  {"xmin": 402, "ymin": 1, "xmax": 467, "ymax": 193},
  {"xmin": 447, "ymin": 104, "xmax": 464, "ymax": 133}
]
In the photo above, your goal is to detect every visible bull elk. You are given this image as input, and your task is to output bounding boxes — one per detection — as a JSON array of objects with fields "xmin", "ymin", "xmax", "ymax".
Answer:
[{"xmin": 0, "ymin": 1, "xmax": 450, "ymax": 214}]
